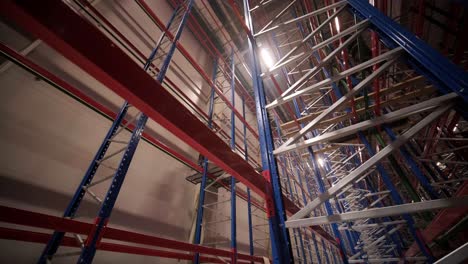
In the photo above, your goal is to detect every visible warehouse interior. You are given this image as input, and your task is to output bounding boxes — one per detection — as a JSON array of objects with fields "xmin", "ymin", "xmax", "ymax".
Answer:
[{"xmin": 0, "ymin": 0, "xmax": 467, "ymax": 263}]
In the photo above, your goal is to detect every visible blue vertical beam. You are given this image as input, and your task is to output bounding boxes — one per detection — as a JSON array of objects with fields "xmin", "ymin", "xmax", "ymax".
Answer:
[
  {"xmin": 292, "ymin": 93, "xmax": 349, "ymax": 264},
  {"xmin": 76, "ymin": 1, "xmax": 195, "ymax": 263},
  {"xmin": 243, "ymin": 97, "xmax": 255, "ymax": 262},
  {"xmin": 282, "ymin": 10, "xmax": 350, "ymax": 261},
  {"xmin": 293, "ymin": 164, "xmax": 319, "ymax": 264},
  {"xmin": 38, "ymin": 102, "xmax": 130, "ymax": 263},
  {"xmin": 272, "ymin": 115, "xmax": 307, "ymax": 264},
  {"xmin": 311, "ymin": 232, "xmax": 322, "ymax": 264},
  {"xmin": 291, "ymin": 173, "xmax": 308, "ymax": 264},
  {"xmin": 347, "ymin": 0, "xmax": 468, "ymax": 104},
  {"xmin": 288, "ymin": 169, "xmax": 307, "ymax": 264},
  {"xmin": 243, "ymin": 0, "xmax": 293, "ymax": 263},
  {"xmin": 279, "ymin": 156, "xmax": 301, "ymax": 263},
  {"xmin": 296, "ymin": 141, "xmax": 324, "ymax": 264},
  {"xmin": 230, "ymin": 49, "xmax": 236, "ymax": 150},
  {"xmin": 321, "ymin": 239, "xmax": 331, "ymax": 264},
  {"xmin": 229, "ymin": 49, "xmax": 237, "ymax": 264},
  {"xmin": 38, "ymin": 2, "xmax": 190, "ymax": 263},
  {"xmin": 78, "ymin": 113, "xmax": 148, "ymax": 263},
  {"xmin": 305, "ymin": 231, "xmax": 314, "ymax": 264},
  {"xmin": 193, "ymin": 58, "xmax": 218, "ymax": 264}
]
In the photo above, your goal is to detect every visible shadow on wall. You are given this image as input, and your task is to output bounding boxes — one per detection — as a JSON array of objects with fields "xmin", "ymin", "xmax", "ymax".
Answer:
[{"xmin": 0, "ymin": 174, "xmax": 188, "ymax": 240}]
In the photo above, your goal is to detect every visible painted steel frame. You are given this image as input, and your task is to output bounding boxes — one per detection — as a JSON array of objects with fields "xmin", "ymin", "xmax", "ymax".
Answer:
[
  {"xmin": 0, "ymin": 2, "xmax": 342, "ymax": 262},
  {"xmin": 247, "ymin": 1, "xmax": 468, "ymax": 262},
  {"xmin": 0, "ymin": 42, "xmax": 264, "ymax": 211},
  {"xmin": 193, "ymin": 58, "xmax": 218, "ymax": 264},
  {"xmin": 347, "ymin": 0, "xmax": 468, "ymax": 103},
  {"xmin": 0, "ymin": 205, "xmax": 264, "ymax": 263},
  {"xmin": 243, "ymin": 0, "xmax": 294, "ymax": 263},
  {"xmin": 1, "ymin": 1, "xmax": 466, "ymax": 262}
]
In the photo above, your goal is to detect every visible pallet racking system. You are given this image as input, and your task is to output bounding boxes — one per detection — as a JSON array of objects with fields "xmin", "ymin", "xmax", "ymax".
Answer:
[{"xmin": 0, "ymin": 0, "xmax": 467, "ymax": 263}]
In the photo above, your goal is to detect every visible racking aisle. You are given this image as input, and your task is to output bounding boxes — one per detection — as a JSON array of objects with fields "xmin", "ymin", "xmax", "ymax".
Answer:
[
  {"xmin": 0, "ymin": 0, "xmax": 467, "ymax": 264},
  {"xmin": 242, "ymin": 0, "xmax": 468, "ymax": 263}
]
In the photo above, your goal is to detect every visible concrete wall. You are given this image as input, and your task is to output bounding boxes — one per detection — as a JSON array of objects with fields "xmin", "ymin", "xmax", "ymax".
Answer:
[{"xmin": 0, "ymin": 0, "xmax": 266, "ymax": 263}]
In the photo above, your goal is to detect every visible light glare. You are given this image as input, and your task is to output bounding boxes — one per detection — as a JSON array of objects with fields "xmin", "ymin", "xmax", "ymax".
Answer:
[
  {"xmin": 334, "ymin": 17, "xmax": 340, "ymax": 33},
  {"xmin": 260, "ymin": 48, "xmax": 275, "ymax": 68},
  {"xmin": 318, "ymin": 158, "xmax": 325, "ymax": 167}
]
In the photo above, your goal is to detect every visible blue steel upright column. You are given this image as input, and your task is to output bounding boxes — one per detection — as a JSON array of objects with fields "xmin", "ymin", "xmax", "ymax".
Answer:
[
  {"xmin": 193, "ymin": 58, "xmax": 218, "ymax": 264},
  {"xmin": 243, "ymin": 1, "xmax": 293, "ymax": 263},
  {"xmin": 229, "ymin": 49, "xmax": 238, "ymax": 264},
  {"xmin": 53, "ymin": 1, "xmax": 195, "ymax": 263}
]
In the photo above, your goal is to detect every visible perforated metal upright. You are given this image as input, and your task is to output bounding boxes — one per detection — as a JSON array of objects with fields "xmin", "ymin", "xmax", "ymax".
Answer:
[{"xmin": 37, "ymin": 1, "xmax": 195, "ymax": 263}]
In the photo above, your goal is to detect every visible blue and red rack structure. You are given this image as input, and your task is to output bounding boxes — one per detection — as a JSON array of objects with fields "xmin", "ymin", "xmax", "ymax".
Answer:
[{"xmin": 0, "ymin": 0, "xmax": 467, "ymax": 264}]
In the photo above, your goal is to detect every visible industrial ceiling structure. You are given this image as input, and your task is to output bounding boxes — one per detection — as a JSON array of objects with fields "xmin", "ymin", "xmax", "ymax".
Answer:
[{"xmin": 0, "ymin": 0, "xmax": 467, "ymax": 263}]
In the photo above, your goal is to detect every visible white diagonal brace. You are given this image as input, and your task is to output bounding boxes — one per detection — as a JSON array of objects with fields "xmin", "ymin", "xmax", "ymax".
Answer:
[
  {"xmin": 266, "ymin": 23, "xmax": 368, "ymax": 107},
  {"xmin": 286, "ymin": 196, "xmax": 468, "ymax": 227},
  {"xmin": 434, "ymin": 242, "xmax": 468, "ymax": 264},
  {"xmin": 275, "ymin": 57, "xmax": 398, "ymax": 153},
  {"xmin": 255, "ymin": 0, "xmax": 347, "ymax": 37},
  {"xmin": 269, "ymin": 5, "xmax": 347, "ymax": 71},
  {"xmin": 266, "ymin": 48, "xmax": 403, "ymax": 108},
  {"xmin": 287, "ymin": 103, "xmax": 454, "ymax": 221},
  {"xmin": 263, "ymin": 19, "xmax": 369, "ymax": 79},
  {"xmin": 273, "ymin": 93, "xmax": 458, "ymax": 155},
  {"xmin": 256, "ymin": 0, "xmax": 297, "ymax": 36}
]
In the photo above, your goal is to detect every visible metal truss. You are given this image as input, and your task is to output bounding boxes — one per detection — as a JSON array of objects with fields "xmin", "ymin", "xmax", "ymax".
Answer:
[
  {"xmin": 1, "ymin": 0, "xmax": 467, "ymax": 263},
  {"xmin": 247, "ymin": 0, "xmax": 468, "ymax": 263}
]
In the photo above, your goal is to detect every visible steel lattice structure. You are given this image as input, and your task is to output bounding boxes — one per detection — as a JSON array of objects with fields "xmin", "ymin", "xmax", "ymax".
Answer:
[{"xmin": 0, "ymin": 0, "xmax": 467, "ymax": 264}]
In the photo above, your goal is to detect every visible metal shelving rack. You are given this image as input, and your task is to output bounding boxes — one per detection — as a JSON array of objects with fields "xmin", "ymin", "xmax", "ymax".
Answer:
[
  {"xmin": 0, "ymin": 0, "xmax": 467, "ymax": 264},
  {"xmin": 242, "ymin": 0, "xmax": 468, "ymax": 263}
]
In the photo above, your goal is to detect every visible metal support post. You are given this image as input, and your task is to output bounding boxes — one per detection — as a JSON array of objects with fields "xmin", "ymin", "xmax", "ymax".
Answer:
[
  {"xmin": 193, "ymin": 58, "xmax": 218, "ymax": 264},
  {"xmin": 38, "ymin": 101, "xmax": 130, "ymax": 263},
  {"xmin": 243, "ymin": 96, "xmax": 255, "ymax": 262},
  {"xmin": 243, "ymin": 0, "xmax": 293, "ymax": 263},
  {"xmin": 229, "ymin": 49, "xmax": 238, "ymax": 264},
  {"xmin": 77, "ymin": 0, "xmax": 195, "ymax": 261}
]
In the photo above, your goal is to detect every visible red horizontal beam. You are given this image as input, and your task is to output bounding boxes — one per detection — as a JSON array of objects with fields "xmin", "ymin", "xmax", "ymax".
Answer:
[
  {"xmin": 0, "ymin": 227, "xmax": 236, "ymax": 263},
  {"xmin": 78, "ymin": 0, "xmax": 261, "ymax": 163},
  {"xmin": 0, "ymin": 0, "xmax": 267, "ymax": 198},
  {"xmin": 405, "ymin": 181, "xmax": 468, "ymax": 257},
  {"xmin": 0, "ymin": 0, "xmax": 337, "ymax": 247},
  {"xmin": 0, "ymin": 205, "xmax": 263, "ymax": 262},
  {"xmin": 169, "ymin": 0, "xmax": 256, "ymax": 113},
  {"xmin": 135, "ymin": 0, "xmax": 259, "ymax": 139},
  {"xmin": 0, "ymin": 41, "xmax": 265, "ymax": 211}
]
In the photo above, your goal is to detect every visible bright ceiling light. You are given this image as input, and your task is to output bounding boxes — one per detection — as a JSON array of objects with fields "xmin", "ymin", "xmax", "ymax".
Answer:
[
  {"xmin": 260, "ymin": 48, "xmax": 275, "ymax": 68},
  {"xmin": 334, "ymin": 17, "xmax": 340, "ymax": 33},
  {"xmin": 318, "ymin": 158, "xmax": 325, "ymax": 167}
]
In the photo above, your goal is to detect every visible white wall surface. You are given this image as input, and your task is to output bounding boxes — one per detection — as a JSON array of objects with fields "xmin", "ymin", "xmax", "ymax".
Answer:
[{"xmin": 0, "ymin": 0, "xmax": 266, "ymax": 262}]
